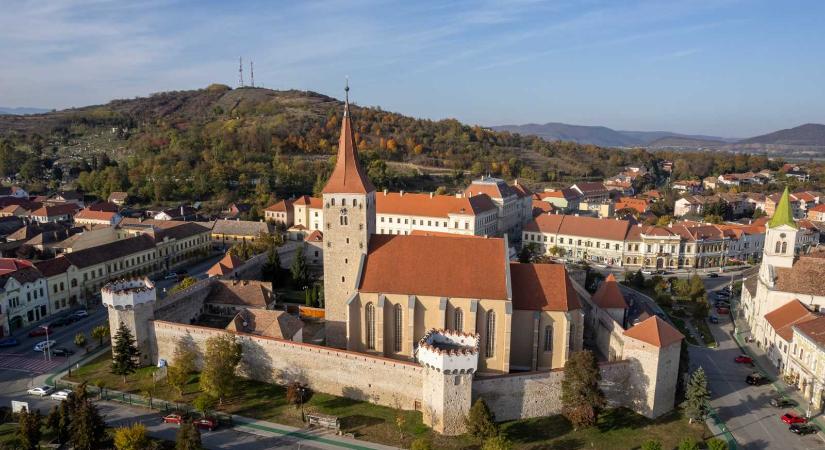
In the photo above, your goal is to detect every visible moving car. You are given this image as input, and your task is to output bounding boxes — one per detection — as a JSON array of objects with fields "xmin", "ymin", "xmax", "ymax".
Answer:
[
  {"xmin": 746, "ymin": 373, "xmax": 766, "ymax": 385},
  {"xmin": 0, "ymin": 337, "xmax": 19, "ymax": 347},
  {"xmin": 162, "ymin": 413, "xmax": 185, "ymax": 425},
  {"xmin": 734, "ymin": 355, "xmax": 753, "ymax": 364},
  {"xmin": 51, "ymin": 347, "xmax": 75, "ymax": 357},
  {"xmin": 27, "ymin": 385, "xmax": 54, "ymax": 396},
  {"xmin": 33, "ymin": 340, "xmax": 56, "ymax": 352},
  {"xmin": 771, "ymin": 396, "xmax": 793, "ymax": 408},
  {"xmin": 163, "ymin": 272, "xmax": 178, "ymax": 280},
  {"xmin": 782, "ymin": 413, "xmax": 807, "ymax": 425},
  {"xmin": 193, "ymin": 417, "xmax": 218, "ymax": 431},
  {"xmin": 708, "ymin": 273, "xmax": 719, "ymax": 278},
  {"xmin": 641, "ymin": 269, "xmax": 654, "ymax": 275},
  {"xmin": 50, "ymin": 389, "xmax": 72, "ymax": 401},
  {"xmin": 71, "ymin": 310, "xmax": 89, "ymax": 319},
  {"xmin": 28, "ymin": 326, "xmax": 50, "ymax": 337},
  {"xmin": 789, "ymin": 423, "xmax": 817, "ymax": 435}
]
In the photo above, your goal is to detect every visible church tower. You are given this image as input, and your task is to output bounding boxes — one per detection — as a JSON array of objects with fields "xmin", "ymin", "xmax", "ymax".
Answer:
[
  {"xmin": 760, "ymin": 187, "xmax": 797, "ymax": 282},
  {"xmin": 322, "ymin": 82, "xmax": 376, "ymax": 348}
]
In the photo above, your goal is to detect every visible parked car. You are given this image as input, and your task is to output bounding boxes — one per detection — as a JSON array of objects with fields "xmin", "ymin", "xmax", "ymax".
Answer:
[
  {"xmin": 0, "ymin": 337, "xmax": 19, "ymax": 347},
  {"xmin": 735, "ymin": 355, "xmax": 753, "ymax": 364},
  {"xmin": 27, "ymin": 385, "xmax": 54, "ymax": 396},
  {"xmin": 28, "ymin": 326, "xmax": 50, "ymax": 337},
  {"xmin": 641, "ymin": 269, "xmax": 654, "ymax": 275},
  {"xmin": 162, "ymin": 413, "xmax": 185, "ymax": 425},
  {"xmin": 51, "ymin": 347, "xmax": 75, "ymax": 357},
  {"xmin": 716, "ymin": 307, "xmax": 730, "ymax": 315},
  {"xmin": 781, "ymin": 413, "xmax": 807, "ymax": 425},
  {"xmin": 708, "ymin": 273, "xmax": 719, "ymax": 278},
  {"xmin": 33, "ymin": 340, "xmax": 57, "ymax": 352},
  {"xmin": 714, "ymin": 292, "xmax": 731, "ymax": 301},
  {"xmin": 50, "ymin": 389, "xmax": 72, "ymax": 401},
  {"xmin": 71, "ymin": 310, "xmax": 89, "ymax": 319},
  {"xmin": 193, "ymin": 417, "xmax": 218, "ymax": 431},
  {"xmin": 49, "ymin": 316, "xmax": 74, "ymax": 327},
  {"xmin": 771, "ymin": 396, "xmax": 793, "ymax": 408},
  {"xmin": 789, "ymin": 423, "xmax": 817, "ymax": 435},
  {"xmin": 163, "ymin": 272, "xmax": 178, "ymax": 280},
  {"xmin": 746, "ymin": 373, "xmax": 766, "ymax": 385}
]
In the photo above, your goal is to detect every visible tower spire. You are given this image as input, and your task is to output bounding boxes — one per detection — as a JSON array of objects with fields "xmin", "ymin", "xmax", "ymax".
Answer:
[
  {"xmin": 769, "ymin": 186, "xmax": 797, "ymax": 229},
  {"xmin": 321, "ymin": 81, "xmax": 375, "ymax": 194},
  {"xmin": 344, "ymin": 76, "xmax": 350, "ymax": 117}
]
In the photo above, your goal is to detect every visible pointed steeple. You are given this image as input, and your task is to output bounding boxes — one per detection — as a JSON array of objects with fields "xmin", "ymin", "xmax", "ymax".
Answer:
[
  {"xmin": 322, "ymin": 80, "xmax": 375, "ymax": 194},
  {"xmin": 768, "ymin": 186, "xmax": 797, "ymax": 229}
]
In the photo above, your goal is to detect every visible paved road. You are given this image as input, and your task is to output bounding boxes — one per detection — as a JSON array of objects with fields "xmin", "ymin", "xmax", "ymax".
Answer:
[{"xmin": 690, "ymin": 320, "xmax": 824, "ymax": 449}]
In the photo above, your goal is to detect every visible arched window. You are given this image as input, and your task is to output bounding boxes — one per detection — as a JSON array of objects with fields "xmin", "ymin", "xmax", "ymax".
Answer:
[
  {"xmin": 331, "ymin": 198, "xmax": 336, "ymax": 206},
  {"xmin": 454, "ymin": 308, "xmax": 464, "ymax": 332},
  {"xmin": 781, "ymin": 241, "xmax": 788, "ymax": 254},
  {"xmin": 775, "ymin": 241, "xmax": 781, "ymax": 253},
  {"xmin": 394, "ymin": 304, "xmax": 403, "ymax": 352},
  {"xmin": 486, "ymin": 311, "xmax": 496, "ymax": 358},
  {"xmin": 366, "ymin": 303, "xmax": 375, "ymax": 350},
  {"xmin": 543, "ymin": 325, "xmax": 553, "ymax": 352},
  {"xmin": 340, "ymin": 215, "xmax": 348, "ymax": 226},
  {"xmin": 353, "ymin": 199, "xmax": 357, "ymax": 207}
]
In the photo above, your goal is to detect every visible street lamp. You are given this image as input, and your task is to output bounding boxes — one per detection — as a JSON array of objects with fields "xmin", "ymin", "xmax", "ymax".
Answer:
[{"xmin": 42, "ymin": 325, "xmax": 51, "ymax": 362}]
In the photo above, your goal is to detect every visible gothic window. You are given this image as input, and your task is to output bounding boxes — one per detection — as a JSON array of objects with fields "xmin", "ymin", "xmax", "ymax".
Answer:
[
  {"xmin": 340, "ymin": 215, "xmax": 348, "ymax": 226},
  {"xmin": 781, "ymin": 241, "xmax": 788, "ymax": 254},
  {"xmin": 775, "ymin": 241, "xmax": 781, "ymax": 253},
  {"xmin": 454, "ymin": 308, "xmax": 464, "ymax": 332},
  {"xmin": 394, "ymin": 304, "xmax": 403, "ymax": 352},
  {"xmin": 544, "ymin": 325, "xmax": 553, "ymax": 352},
  {"xmin": 331, "ymin": 198, "xmax": 336, "ymax": 206},
  {"xmin": 366, "ymin": 303, "xmax": 376, "ymax": 350},
  {"xmin": 486, "ymin": 311, "xmax": 496, "ymax": 358}
]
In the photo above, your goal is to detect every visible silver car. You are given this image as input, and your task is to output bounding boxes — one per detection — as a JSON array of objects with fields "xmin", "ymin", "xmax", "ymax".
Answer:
[
  {"xmin": 27, "ymin": 385, "xmax": 55, "ymax": 396},
  {"xmin": 33, "ymin": 340, "xmax": 56, "ymax": 352},
  {"xmin": 50, "ymin": 389, "xmax": 72, "ymax": 401}
]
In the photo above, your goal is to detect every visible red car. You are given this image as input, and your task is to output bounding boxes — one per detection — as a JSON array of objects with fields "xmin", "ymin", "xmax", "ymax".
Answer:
[
  {"xmin": 781, "ymin": 413, "xmax": 807, "ymax": 425},
  {"xmin": 193, "ymin": 417, "xmax": 218, "ymax": 431},
  {"xmin": 28, "ymin": 327, "xmax": 50, "ymax": 337},
  {"xmin": 735, "ymin": 355, "xmax": 753, "ymax": 364},
  {"xmin": 162, "ymin": 414, "xmax": 184, "ymax": 425},
  {"xmin": 716, "ymin": 307, "xmax": 730, "ymax": 315}
]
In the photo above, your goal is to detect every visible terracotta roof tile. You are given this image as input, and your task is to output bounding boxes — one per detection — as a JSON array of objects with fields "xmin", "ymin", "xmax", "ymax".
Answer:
[
  {"xmin": 774, "ymin": 254, "xmax": 825, "ymax": 296},
  {"xmin": 359, "ymin": 234, "xmax": 508, "ymax": 299},
  {"xmin": 207, "ymin": 252, "xmax": 244, "ymax": 277},
  {"xmin": 226, "ymin": 308, "xmax": 303, "ymax": 340},
  {"xmin": 265, "ymin": 199, "xmax": 293, "ymax": 212},
  {"xmin": 510, "ymin": 263, "xmax": 581, "ymax": 312},
  {"xmin": 592, "ymin": 274, "xmax": 628, "ymax": 309},
  {"xmin": 321, "ymin": 104, "xmax": 375, "ymax": 194},
  {"xmin": 74, "ymin": 209, "xmax": 118, "ymax": 222},
  {"xmin": 376, "ymin": 192, "xmax": 496, "ymax": 218},
  {"xmin": 207, "ymin": 280, "xmax": 273, "ymax": 307},
  {"xmin": 623, "ymin": 316, "xmax": 683, "ymax": 348},
  {"xmin": 764, "ymin": 299, "xmax": 817, "ymax": 341},
  {"xmin": 464, "ymin": 177, "xmax": 517, "ymax": 199},
  {"xmin": 524, "ymin": 214, "xmax": 631, "ymax": 241},
  {"xmin": 794, "ymin": 316, "xmax": 825, "ymax": 348},
  {"xmin": 31, "ymin": 203, "xmax": 79, "ymax": 217}
]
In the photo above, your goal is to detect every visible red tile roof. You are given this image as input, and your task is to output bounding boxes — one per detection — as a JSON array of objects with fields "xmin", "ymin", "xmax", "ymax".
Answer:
[
  {"xmin": 321, "ymin": 104, "xmax": 375, "ymax": 194},
  {"xmin": 30, "ymin": 203, "xmax": 78, "ymax": 217},
  {"xmin": 359, "ymin": 234, "xmax": 508, "ymax": 299},
  {"xmin": 376, "ymin": 192, "xmax": 496, "ymax": 218},
  {"xmin": 524, "ymin": 214, "xmax": 632, "ymax": 241},
  {"xmin": 265, "ymin": 199, "xmax": 293, "ymax": 212},
  {"xmin": 592, "ymin": 274, "xmax": 627, "ymax": 309},
  {"xmin": 207, "ymin": 252, "xmax": 244, "ymax": 277},
  {"xmin": 74, "ymin": 209, "xmax": 118, "ymax": 222},
  {"xmin": 0, "ymin": 258, "xmax": 34, "ymax": 275},
  {"xmin": 764, "ymin": 299, "xmax": 817, "ymax": 341},
  {"xmin": 793, "ymin": 316, "xmax": 825, "ymax": 348},
  {"xmin": 623, "ymin": 316, "xmax": 684, "ymax": 348},
  {"xmin": 510, "ymin": 263, "xmax": 581, "ymax": 312},
  {"xmin": 292, "ymin": 195, "xmax": 323, "ymax": 208}
]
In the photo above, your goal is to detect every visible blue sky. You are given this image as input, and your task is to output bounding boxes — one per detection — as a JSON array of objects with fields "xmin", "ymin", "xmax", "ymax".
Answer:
[{"xmin": 1, "ymin": 0, "xmax": 824, "ymax": 137}]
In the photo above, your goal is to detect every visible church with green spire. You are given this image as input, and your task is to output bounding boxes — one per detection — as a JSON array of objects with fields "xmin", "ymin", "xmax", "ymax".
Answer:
[{"xmin": 767, "ymin": 186, "xmax": 797, "ymax": 230}]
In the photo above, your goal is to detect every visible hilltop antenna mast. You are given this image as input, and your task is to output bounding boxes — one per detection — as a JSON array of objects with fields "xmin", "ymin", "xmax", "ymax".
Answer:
[
  {"xmin": 238, "ymin": 57, "xmax": 244, "ymax": 87},
  {"xmin": 250, "ymin": 60, "xmax": 255, "ymax": 88}
]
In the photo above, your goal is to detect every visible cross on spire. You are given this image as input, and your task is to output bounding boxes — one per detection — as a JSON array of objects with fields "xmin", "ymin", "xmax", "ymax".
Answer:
[{"xmin": 344, "ymin": 76, "xmax": 350, "ymax": 117}]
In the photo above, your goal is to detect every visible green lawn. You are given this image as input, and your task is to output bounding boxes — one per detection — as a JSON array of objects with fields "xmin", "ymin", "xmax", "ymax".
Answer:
[
  {"xmin": 66, "ymin": 351, "xmax": 711, "ymax": 449},
  {"xmin": 0, "ymin": 422, "xmax": 17, "ymax": 449},
  {"xmin": 695, "ymin": 319, "xmax": 718, "ymax": 348}
]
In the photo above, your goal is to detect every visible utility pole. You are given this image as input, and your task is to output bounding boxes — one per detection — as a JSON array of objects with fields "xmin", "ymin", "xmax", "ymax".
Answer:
[
  {"xmin": 250, "ymin": 60, "xmax": 255, "ymax": 88},
  {"xmin": 238, "ymin": 57, "xmax": 244, "ymax": 88}
]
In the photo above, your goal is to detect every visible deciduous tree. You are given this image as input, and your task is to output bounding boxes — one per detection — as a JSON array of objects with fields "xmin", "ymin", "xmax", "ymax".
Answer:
[
  {"xmin": 17, "ymin": 408, "xmax": 42, "ymax": 450},
  {"xmin": 114, "ymin": 423, "xmax": 151, "ymax": 450},
  {"xmin": 176, "ymin": 421, "xmax": 203, "ymax": 450},
  {"xmin": 200, "ymin": 334, "xmax": 242, "ymax": 404},
  {"xmin": 92, "ymin": 325, "xmax": 110, "ymax": 347},
  {"xmin": 561, "ymin": 350, "xmax": 605, "ymax": 429}
]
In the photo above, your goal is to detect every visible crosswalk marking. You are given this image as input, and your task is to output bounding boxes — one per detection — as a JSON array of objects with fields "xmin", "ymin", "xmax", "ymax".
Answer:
[{"xmin": 0, "ymin": 354, "xmax": 62, "ymax": 374}]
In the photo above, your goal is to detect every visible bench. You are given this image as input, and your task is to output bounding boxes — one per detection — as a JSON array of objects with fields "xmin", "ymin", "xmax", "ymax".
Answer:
[{"xmin": 306, "ymin": 413, "xmax": 340, "ymax": 431}]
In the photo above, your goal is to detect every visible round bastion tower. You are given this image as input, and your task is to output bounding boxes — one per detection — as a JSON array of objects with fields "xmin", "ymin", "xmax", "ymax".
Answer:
[
  {"xmin": 417, "ymin": 329, "xmax": 480, "ymax": 435},
  {"xmin": 102, "ymin": 278, "xmax": 157, "ymax": 366}
]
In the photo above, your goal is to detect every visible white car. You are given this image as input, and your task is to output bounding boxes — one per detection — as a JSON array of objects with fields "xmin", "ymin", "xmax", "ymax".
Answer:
[
  {"xmin": 33, "ymin": 340, "xmax": 56, "ymax": 352},
  {"xmin": 27, "ymin": 385, "xmax": 55, "ymax": 396},
  {"xmin": 71, "ymin": 310, "xmax": 89, "ymax": 319},
  {"xmin": 50, "ymin": 389, "xmax": 72, "ymax": 401},
  {"xmin": 641, "ymin": 269, "xmax": 654, "ymax": 275}
]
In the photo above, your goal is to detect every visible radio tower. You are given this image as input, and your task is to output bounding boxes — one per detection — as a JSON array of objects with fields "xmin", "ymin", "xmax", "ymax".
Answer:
[
  {"xmin": 250, "ymin": 60, "xmax": 255, "ymax": 88},
  {"xmin": 238, "ymin": 57, "xmax": 244, "ymax": 87}
]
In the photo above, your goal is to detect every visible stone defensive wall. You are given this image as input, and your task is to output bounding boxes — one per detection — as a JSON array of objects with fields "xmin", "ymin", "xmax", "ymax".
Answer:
[
  {"xmin": 150, "ymin": 320, "xmax": 424, "ymax": 410},
  {"xmin": 472, "ymin": 360, "xmax": 633, "ymax": 421},
  {"xmin": 153, "ymin": 278, "xmax": 214, "ymax": 324}
]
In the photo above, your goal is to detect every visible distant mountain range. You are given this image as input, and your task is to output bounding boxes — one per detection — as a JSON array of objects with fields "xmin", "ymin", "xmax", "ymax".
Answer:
[
  {"xmin": 492, "ymin": 122, "xmax": 825, "ymax": 154},
  {"xmin": 0, "ymin": 106, "xmax": 51, "ymax": 115}
]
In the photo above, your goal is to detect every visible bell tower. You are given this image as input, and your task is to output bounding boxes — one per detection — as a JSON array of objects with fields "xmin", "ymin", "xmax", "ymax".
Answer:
[
  {"xmin": 763, "ymin": 187, "xmax": 798, "ymax": 269},
  {"xmin": 322, "ymin": 81, "xmax": 376, "ymax": 348}
]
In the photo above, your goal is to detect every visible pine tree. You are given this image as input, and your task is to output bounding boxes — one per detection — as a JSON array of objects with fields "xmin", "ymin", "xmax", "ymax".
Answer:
[
  {"xmin": 176, "ymin": 421, "xmax": 203, "ymax": 450},
  {"xmin": 685, "ymin": 367, "xmax": 710, "ymax": 422},
  {"xmin": 70, "ymin": 400, "xmax": 106, "ymax": 450},
  {"xmin": 464, "ymin": 398, "xmax": 497, "ymax": 440},
  {"xmin": 290, "ymin": 246, "xmax": 309, "ymax": 288},
  {"xmin": 200, "ymin": 334, "xmax": 243, "ymax": 405},
  {"xmin": 561, "ymin": 350, "xmax": 605, "ymax": 429},
  {"xmin": 17, "ymin": 408, "xmax": 42, "ymax": 450},
  {"xmin": 262, "ymin": 247, "xmax": 282, "ymax": 286},
  {"xmin": 111, "ymin": 322, "xmax": 141, "ymax": 382}
]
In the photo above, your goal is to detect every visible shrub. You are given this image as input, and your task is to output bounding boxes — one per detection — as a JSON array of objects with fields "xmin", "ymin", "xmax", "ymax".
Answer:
[
  {"xmin": 410, "ymin": 437, "xmax": 432, "ymax": 450},
  {"xmin": 678, "ymin": 437, "xmax": 700, "ymax": 450},
  {"xmin": 640, "ymin": 440, "xmax": 663, "ymax": 450},
  {"xmin": 706, "ymin": 438, "xmax": 729, "ymax": 450},
  {"xmin": 465, "ymin": 398, "xmax": 497, "ymax": 440},
  {"xmin": 482, "ymin": 435, "xmax": 513, "ymax": 450}
]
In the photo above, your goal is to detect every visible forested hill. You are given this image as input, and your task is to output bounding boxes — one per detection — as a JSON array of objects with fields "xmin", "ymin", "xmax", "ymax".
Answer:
[{"xmin": 0, "ymin": 85, "xmax": 788, "ymax": 217}]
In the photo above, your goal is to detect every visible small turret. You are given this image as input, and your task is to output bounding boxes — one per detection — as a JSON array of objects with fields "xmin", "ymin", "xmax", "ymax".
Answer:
[{"xmin": 102, "ymin": 277, "xmax": 157, "ymax": 365}]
